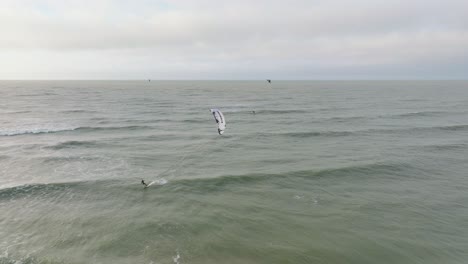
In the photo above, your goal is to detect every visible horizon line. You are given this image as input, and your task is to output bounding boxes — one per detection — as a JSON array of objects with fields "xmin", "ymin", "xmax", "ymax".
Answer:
[{"xmin": 1, "ymin": 79, "xmax": 468, "ymax": 81}]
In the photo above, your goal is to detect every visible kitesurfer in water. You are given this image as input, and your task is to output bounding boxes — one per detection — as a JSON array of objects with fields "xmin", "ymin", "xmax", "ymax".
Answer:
[{"xmin": 141, "ymin": 179, "xmax": 148, "ymax": 187}]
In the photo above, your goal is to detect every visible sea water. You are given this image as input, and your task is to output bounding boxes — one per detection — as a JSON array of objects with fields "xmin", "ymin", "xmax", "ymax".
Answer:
[{"xmin": 1, "ymin": 80, "xmax": 468, "ymax": 263}]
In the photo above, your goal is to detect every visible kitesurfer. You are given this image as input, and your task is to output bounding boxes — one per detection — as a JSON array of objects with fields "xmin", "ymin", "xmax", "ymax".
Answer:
[{"xmin": 141, "ymin": 179, "xmax": 148, "ymax": 187}]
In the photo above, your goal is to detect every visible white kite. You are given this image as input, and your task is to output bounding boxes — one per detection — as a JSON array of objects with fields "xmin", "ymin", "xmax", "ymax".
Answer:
[{"xmin": 210, "ymin": 109, "xmax": 226, "ymax": 135}]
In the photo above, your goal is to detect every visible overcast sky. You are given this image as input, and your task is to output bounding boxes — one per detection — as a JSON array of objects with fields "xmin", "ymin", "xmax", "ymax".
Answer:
[{"xmin": 1, "ymin": 0, "xmax": 467, "ymax": 79}]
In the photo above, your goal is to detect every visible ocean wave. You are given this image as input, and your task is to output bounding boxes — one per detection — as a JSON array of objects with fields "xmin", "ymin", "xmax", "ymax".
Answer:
[
  {"xmin": 395, "ymin": 111, "xmax": 445, "ymax": 117},
  {"xmin": 0, "ymin": 163, "xmax": 414, "ymax": 200},
  {"xmin": 59, "ymin": 109, "xmax": 97, "ymax": 114},
  {"xmin": 0, "ymin": 179, "xmax": 155, "ymax": 200},
  {"xmin": 320, "ymin": 111, "xmax": 456, "ymax": 122},
  {"xmin": 255, "ymin": 109, "xmax": 309, "ymax": 114},
  {"xmin": 134, "ymin": 134, "xmax": 187, "ymax": 142},
  {"xmin": 0, "ymin": 125, "xmax": 154, "ymax": 136},
  {"xmin": 322, "ymin": 116, "xmax": 368, "ymax": 122},
  {"xmin": 97, "ymin": 120, "xmax": 112, "ymax": 124},
  {"xmin": 355, "ymin": 125, "xmax": 468, "ymax": 135},
  {"xmin": 256, "ymin": 131, "xmax": 354, "ymax": 139},
  {"xmin": 180, "ymin": 118, "xmax": 207, "ymax": 123},
  {"xmin": 173, "ymin": 162, "xmax": 416, "ymax": 192},
  {"xmin": 311, "ymin": 162, "xmax": 415, "ymax": 178},
  {"xmin": 369, "ymin": 124, "xmax": 468, "ymax": 133},
  {"xmin": 79, "ymin": 125, "xmax": 154, "ymax": 131},
  {"xmin": 1, "ymin": 110, "xmax": 32, "ymax": 114},
  {"xmin": 282, "ymin": 131, "xmax": 353, "ymax": 137},
  {"xmin": 0, "ymin": 127, "xmax": 80, "ymax": 136},
  {"xmin": 437, "ymin": 124, "xmax": 468, "ymax": 131},
  {"xmin": 46, "ymin": 140, "xmax": 101, "ymax": 150},
  {"xmin": 90, "ymin": 117, "xmax": 107, "ymax": 121},
  {"xmin": 121, "ymin": 118, "xmax": 210, "ymax": 124},
  {"xmin": 383, "ymin": 111, "xmax": 454, "ymax": 118},
  {"xmin": 256, "ymin": 124, "xmax": 468, "ymax": 139},
  {"xmin": 0, "ymin": 181, "xmax": 85, "ymax": 200},
  {"xmin": 41, "ymin": 156, "xmax": 97, "ymax": 163},
  {"xmin": 419, "ymin": 143, "xmax": 468, "ymax": 151},
  {"xmin": 17, "ymin": 92, "xmax": 57, "ymax": 97},
  {"xmin": 0, "ymin": 255, "xmax": 65, "ymax": 264}
]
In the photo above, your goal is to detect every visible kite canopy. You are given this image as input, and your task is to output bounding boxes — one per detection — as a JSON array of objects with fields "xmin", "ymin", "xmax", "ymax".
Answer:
[{"xmin": 210, "ymin": 108, "xmax": 226, "ymax": 135}]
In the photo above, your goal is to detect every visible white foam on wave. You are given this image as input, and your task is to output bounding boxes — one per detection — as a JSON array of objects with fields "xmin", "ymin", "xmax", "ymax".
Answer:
[{"xmin": 0, "ymin": 126, "xmax": 79, "ymax": 136}]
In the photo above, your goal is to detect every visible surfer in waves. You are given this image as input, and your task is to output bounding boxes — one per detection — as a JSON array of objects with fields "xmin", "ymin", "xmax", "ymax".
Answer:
[{"xmin": 141, "ymin": 179, "xmax": 148, "ymax": 188}]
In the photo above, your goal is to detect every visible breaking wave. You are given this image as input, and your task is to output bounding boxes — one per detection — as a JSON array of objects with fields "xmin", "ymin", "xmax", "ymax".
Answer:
[
  {"xmin": 0, "ymin": 125, "xmax": 154, "ymax": 136},
  {"xmin": 0, "ymin": 127, "xmax": 80, "ymax": 136}
]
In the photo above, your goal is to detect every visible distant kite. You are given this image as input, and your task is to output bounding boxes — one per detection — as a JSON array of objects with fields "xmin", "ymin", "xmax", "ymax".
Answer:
[{"xmin": 266, "ymin": 79, "xmax": 271, "ymax": 83}]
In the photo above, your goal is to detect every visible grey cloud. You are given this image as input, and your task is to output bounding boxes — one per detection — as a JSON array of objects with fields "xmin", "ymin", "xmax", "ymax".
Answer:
[{"xmin": 1, "ymin": 0, "xmax": 467, "ymax": 79}]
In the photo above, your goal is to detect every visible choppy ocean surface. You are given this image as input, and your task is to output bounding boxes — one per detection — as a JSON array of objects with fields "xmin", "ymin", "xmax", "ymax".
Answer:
[{"xmin": 1, "ymin": 80, "xmax": 468, "ymax": 264}]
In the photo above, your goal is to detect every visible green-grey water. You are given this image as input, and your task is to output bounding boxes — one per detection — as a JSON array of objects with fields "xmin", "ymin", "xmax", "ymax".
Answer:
[{"xmin": 1, "ymin": 80, "xmax": 468, "ymax": 264}]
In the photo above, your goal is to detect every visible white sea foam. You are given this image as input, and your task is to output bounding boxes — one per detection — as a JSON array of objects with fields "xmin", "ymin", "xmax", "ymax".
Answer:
[{"xmin": 0, "ymin": 126, "xmax": 79, "ymax": 136}]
